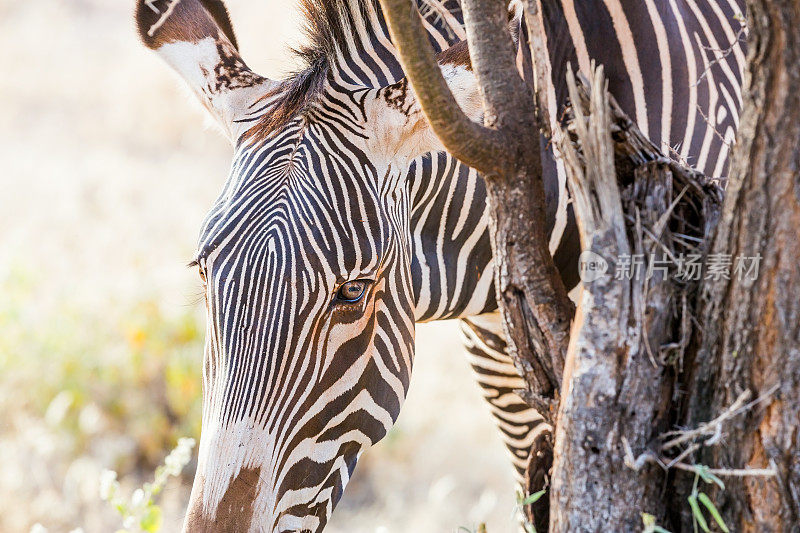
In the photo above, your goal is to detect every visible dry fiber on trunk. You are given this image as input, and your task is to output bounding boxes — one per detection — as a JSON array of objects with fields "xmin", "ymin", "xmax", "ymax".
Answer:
[{"xmin": 548, "ymin": 66, "xmax": 723, "ymax": 531}]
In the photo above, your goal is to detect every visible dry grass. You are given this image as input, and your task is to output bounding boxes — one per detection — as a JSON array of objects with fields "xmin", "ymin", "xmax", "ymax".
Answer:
[{"xmin": 0, "ymin": 0, "xmax": 518, "ymax": 531}]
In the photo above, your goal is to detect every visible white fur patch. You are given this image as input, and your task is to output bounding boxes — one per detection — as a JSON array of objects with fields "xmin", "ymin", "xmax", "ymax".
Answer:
[{"xmin": 157, "ymin": 38, "xmax": 274, "ymax": 142}]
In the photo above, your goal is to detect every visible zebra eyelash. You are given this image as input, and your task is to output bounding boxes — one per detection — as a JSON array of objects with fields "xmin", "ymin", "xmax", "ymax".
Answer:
[{"xmin": 187, "ymin": 259, "xmax": 207, "ymax": 286}]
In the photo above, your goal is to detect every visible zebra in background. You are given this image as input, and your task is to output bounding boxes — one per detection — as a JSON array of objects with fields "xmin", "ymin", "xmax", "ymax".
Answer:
[{"xmin": 135, "ymin": 0, "xmax": 745, "ymax": 530}]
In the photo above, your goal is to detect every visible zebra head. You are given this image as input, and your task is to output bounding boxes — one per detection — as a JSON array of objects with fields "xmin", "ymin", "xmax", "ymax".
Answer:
[{"xmin": 136, "ymin": 0, "xmax": 480, "ymax": 530}]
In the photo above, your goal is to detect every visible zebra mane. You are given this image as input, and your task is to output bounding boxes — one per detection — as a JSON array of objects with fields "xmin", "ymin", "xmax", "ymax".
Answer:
[
  {"xmin": 296, "ymin": 0, "xmax": 380, "ymax": 68},
  {"xmin": 246, "ymin": 0, "xmax": 463, "ymax": 139}
]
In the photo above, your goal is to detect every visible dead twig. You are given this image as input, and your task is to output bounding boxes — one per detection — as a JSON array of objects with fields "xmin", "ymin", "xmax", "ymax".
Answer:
[
  {"xmin": 661, "ymin": 384, "xmax": 779, "ymax": 450},
  {"xmin": 624, "ymin": 438, "xmax": 777, "ymax": 478},
  {"xmin": 670, "ymin": 462, "xmax": 777, "ymax": 478},
  {"xmin": 146, "ymin": 0, "xmax": 182, "ymax": 37},
  {"xmin": 623, "ymin": 385, "xmax": 781, "ymax": 483}
]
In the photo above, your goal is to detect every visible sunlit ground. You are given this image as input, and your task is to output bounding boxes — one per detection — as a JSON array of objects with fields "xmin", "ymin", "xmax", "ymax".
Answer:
[{"xmin": 0, "ymin": 1, "xmax": 519, "ymax": 531}]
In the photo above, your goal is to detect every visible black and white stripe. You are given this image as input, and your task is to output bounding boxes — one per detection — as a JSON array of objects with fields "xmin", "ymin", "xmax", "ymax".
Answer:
[{"xmin": 137, "ymin": 0, "xmax": 747, "ymax": 530}]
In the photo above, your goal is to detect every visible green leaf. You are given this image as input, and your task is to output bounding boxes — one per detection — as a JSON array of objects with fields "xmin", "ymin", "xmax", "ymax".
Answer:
[
  {"xmin": 641, "ymin": 512, "xmax": 672, "ymax": 533},
  {"xmin": 688, "ymin": 495, "xmax": 710, "ymax": 533},
  {"xmin": 697, "ymin": 493, "xmax": 730, "ymax": 533},
  {"xmin": 521, "ymin": 489, "xmax": 547, "ymax": 506},
  {"xmin": 695, "ymin": 465, "xmax": 725, "ymax": 490},
  {"xmin": 140, "ymin": 505, "xmax": 163, "ymax": 533}
]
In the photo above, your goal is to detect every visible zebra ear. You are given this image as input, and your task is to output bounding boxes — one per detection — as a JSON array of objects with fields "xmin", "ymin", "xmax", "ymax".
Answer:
[
  {"xmin": 365, "ymin": 42, "xmax": 482, "ymax": 163},
  {"xmin": 136, "ymin": 0, "xmax": 273, "ymax": 141}
]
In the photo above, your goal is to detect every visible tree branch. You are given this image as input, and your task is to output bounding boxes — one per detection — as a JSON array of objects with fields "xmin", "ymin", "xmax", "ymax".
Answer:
[
  {"xmin": 520, "ymin": 0, "xmax": 555, "ymax": 137},
  {"xmin": 379, "ymin": 0, "xmax": 503, "ymax": 172},
  {"xmin": 461, "ymin": 0, "xmax": 534, "ymax": 136},
  {"xmin": 381, "ymin": 1, "xmax": 577, "ymax": 522}
]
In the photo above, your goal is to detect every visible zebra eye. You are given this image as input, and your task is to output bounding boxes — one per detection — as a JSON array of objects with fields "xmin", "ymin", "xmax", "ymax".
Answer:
[
  {"xmin": 335, "ymin": 280, "xmax": 370, "ymax": 303},
  {"xmin": 189, "ymin": 259, "xmax": 206, "ymax": 283}
]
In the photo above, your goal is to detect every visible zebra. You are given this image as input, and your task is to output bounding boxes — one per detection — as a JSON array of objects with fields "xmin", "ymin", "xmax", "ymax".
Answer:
[{"xmin": 134, "ymin": 0, "xmax": 745, "ymax": 531}]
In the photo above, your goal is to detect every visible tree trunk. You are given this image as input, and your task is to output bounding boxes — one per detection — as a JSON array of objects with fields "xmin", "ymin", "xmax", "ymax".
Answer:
[
  {"xmin": 547, "ymin": 68, "xmax": 723, "ymax": 531},
  {"xmin": 674, "ymin": 1, "xmax": 800, "ymax": 530}
]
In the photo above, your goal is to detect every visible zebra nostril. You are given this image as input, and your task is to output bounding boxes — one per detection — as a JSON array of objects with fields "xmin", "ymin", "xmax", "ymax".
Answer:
[{"xmin": 335, "ymin": 280, "xmax": 370, "ymax": 303}]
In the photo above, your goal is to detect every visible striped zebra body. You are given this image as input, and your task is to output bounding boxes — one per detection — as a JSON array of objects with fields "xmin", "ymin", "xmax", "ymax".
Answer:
[{"xmin": 135, "ymin": 0, "xmax": 746, "ymax": 530}]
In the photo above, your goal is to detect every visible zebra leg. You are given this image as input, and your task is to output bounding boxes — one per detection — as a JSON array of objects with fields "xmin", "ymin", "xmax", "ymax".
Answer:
[{"xmin": 459, "ymin": 313, "xmax": 548, "ymax": 483}]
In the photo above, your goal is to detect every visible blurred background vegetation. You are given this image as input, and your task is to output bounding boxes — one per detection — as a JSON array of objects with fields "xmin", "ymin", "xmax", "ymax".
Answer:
[{"xmin": 0, "ymin": 0, "xmax": 518, "ymax": 531}]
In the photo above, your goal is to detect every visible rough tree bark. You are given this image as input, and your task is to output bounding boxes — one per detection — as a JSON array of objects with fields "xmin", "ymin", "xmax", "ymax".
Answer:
[
  {"xmin": 547, "ymin": 0, "xmax": 800, "ymax": 527},
  {"xmin": 546, "ymin": 68, "xmax": 722, "ymax": 531},
  {"xmin": 673, "ymin": 0, "xmax": 800, "ymax": 530}
]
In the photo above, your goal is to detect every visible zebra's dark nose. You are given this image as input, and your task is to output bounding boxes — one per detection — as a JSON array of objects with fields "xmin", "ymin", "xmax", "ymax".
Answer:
[{"xmin": 183, "ymin": 468, "xmax": 261, "ymax": 532}]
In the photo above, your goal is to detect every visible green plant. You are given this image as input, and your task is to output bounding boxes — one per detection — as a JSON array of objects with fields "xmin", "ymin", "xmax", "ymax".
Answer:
[
  {"xmin": 100, "ymin": 437, "xmax": 196, "ymax": 533},
  {"xmin": 640, "ymin": 466, "xmax": 729, "ymax": 533},
  {"xmin": 0, "ymin": 267, "xmax": 204, "ymax": 470},
  {"xmin": 688, "ymin": 467, "xmax": 729, "ymax": 533},
  {"xmin": 515, "ymin": 489, "xmax": 546, "ymax": 533},
  {"xmin": 2, "ymin": 265, "xmax": 204, "ymax": 533},
  {"xmin": 641, "ymin": 513, "xmax": 671, "ymax": 533},
  {"xmin": 29, "ymin": 438, "xmax": 196, "ymax": 533}
]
